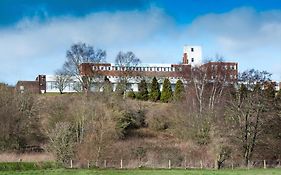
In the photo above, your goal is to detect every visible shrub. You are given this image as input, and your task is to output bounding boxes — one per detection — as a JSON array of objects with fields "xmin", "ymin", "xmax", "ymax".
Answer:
[
  {"xmin": 146, "ymin": 106, "xmax": 170, "ymax": 131},
  {"xmin": 126, "ymin": 91, "xmax": 136, "ymax": 99},
  {"xmin": 117, "ymin": 110, "xmax": 146, "ymax": 137}
]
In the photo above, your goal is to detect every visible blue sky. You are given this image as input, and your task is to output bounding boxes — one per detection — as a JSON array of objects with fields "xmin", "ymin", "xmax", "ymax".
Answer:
[{"xmin": 0, "ymin": 0, "xmax": 280, "ymax": 85}]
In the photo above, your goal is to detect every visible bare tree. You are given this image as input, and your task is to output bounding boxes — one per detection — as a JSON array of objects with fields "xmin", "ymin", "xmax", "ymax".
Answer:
[
  {"xmin": 63, "ymin": 42, "xmax": 106, "ymax": 92},
  {"xmin": 226, "ymin": 69, "xmax": 271, "ymax": 167},
  {"xmin": 55, "ymin": 69, "xmax": 71, "ymax": 94},
  {"xmin": 190, "ymin": 65, "xmax": 208, "ymax": 116},
  {"xmin": 207, "ymin": 56, "xmax": 228, "ymax": 111},
  {"xmin": 46, "ymin": 122, "xmax": 75, "ymax": 165},
  {"xmin": 115, "ymin": 51, "xmax": 141, "ymax": 93}
]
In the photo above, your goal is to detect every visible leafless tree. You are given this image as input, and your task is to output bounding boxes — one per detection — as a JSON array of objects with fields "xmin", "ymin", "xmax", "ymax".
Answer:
[
  {"xmin": 55, "ymin": 69, "xmax": 72, "ymax": 94},
  {"xmin": 190, "ymin": 65, "xmax": 208, "ymax": 116},
  {"xmin": 115, "ymin": 51, "xmax": 141, "ymax": 93},
  {"xmin": 63, "ymin": 42, "xmax": 106, "ymax": 93},
  {"xmin": 226, "ymin": 69, "xmax": 271, "ymax": 167},
  {"xmin": 46, "ymin": 122, "xmax": 75, "ymax": 165}
]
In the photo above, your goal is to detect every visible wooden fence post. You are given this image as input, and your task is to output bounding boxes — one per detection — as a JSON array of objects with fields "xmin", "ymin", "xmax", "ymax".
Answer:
[
  {"xmin": 264, "ymin": 160, "xmax": 267, "ymax": 169},
  {"xmin": 120, "ymin": 159, "xmax": 123, "ymax": 169},
  {"xmin": 70, "ymin": 159, "xmax": 73, "ymax": 168},
  {"xmin": 168, "ymin": 160, "xmax": 171, "ymax": 169},
  {"xmin": 200, "ymin": 160, "xmax": 203, "ymax": 169},
  {"xmin": 87, "ymin": 160, "xmax": 90, "ymax": 168},
  {"xmin": 104, "ymin": 160, "xmax": 107, "ymax": 168}
]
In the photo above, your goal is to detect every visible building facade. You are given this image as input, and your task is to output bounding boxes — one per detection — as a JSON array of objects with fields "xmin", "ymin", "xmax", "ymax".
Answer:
[{"xmin": 16, "ymin": 46, "xmax": 239, "ymax": 93}]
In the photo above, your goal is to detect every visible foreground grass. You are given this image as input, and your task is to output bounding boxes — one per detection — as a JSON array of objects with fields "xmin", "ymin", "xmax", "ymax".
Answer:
[{"xmin": 0, "ymin": 169, "xmax": 280, "ymax": 175}]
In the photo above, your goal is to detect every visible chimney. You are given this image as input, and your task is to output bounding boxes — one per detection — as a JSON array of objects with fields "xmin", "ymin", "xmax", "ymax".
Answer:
[{"xmin": 183, "ymin": 53, "xmax": 188, "ymax": 64}]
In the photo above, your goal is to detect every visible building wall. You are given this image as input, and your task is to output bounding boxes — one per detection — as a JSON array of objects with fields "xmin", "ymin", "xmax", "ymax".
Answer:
[
  {"xmin": 183, "ymin": 46, "xmax": 202, "ymax": 67},
  {"xmin": 45, "ymin": 75, "xmax": 81, "ymax": 93},
  {"xmin": 202, "ymin": 62, "xmax": 238, "ymax": 82},
  {"xmin": 15, "ymin": 81, "xmax": 40, "ymax": 94}
]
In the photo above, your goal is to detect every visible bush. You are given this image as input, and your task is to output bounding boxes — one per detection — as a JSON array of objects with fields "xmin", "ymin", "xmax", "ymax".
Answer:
[
  {"xmin": 126, "ymin": 91, "xmax": 136, "ymax": 99},
  {"xmin": 117, "ymin": 110, "xmax": 146, "ymax": 137},
  {"xmin": 146, "ymin": 106, "xmax": 170, "ymax": 131}
]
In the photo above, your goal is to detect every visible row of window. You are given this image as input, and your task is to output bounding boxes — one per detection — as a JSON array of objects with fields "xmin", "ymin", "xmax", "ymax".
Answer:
[
  {"xmin": 211, "ymin": 74, "xmax": 237, "ymax": 80},
  {"xmin": 211, "ymin": 64, "xmax": 237, "ymax": 70},
  {"xmin": 93, "ymin": 66, "xmax": 182, "ymax": 72},
  {"xmin": 105, "ymin": 76, "xmax": 182, "ymax": 80},
  {"xmin": 47, "ymin": 81, "xmax": 80, "ymax": 91}
]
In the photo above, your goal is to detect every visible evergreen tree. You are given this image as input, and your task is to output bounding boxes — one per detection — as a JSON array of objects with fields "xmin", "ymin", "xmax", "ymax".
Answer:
[
  {"xmin": 115, "ymin": 81, "xmax": 126, "ymax": 96},
  {"xmin": 174, "ymin": 79, "xmax": 185, "ymax": 101},
  {"xmin": 160, "ymin": 78, "xmax": 173, "ymax": 103},
  {"xmin": 103, "ymin": 76, "xmax": 113, "ymax": 94},
  {"xmin": 149, "ymin": 77, "xmax": 160, "ymax": 102},
  {"xmin": 137, "ymin": 79, "xmax": 148, "ymax": 100}
]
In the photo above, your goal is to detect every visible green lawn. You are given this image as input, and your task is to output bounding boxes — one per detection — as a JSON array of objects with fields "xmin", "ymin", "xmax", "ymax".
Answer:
[{"xmin": 0, "ymin": 169, "xmax": 280, "ymax": 175}]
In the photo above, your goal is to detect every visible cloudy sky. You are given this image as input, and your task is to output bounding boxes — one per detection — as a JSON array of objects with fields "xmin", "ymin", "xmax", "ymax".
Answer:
[{"xmin": 0, "ymin": 0, "xmax": 280, "ymax": 85}]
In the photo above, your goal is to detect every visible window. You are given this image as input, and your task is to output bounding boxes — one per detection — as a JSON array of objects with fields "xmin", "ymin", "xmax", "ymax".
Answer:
[
  {"xmin": 108, "ymin": 67, "xmax": 111, "ymax": 71},
  {"xmin": 191, "ymin": 48, "xmax": 194, "ymax": 52},
  {"xmin": 191, "ymin": 58, "xmax": 194, "ymax": 62}
]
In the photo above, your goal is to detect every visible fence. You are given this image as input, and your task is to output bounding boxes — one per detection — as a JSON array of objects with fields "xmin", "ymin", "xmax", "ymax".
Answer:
[{"xmin": 68, "ymin": 159, "xmax": 281, "ymax": 169}]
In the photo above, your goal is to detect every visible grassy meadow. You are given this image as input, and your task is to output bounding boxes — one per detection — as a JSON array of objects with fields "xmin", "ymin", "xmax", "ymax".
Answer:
[{"xmin": 0, "ymin": 169, "xmax": 280, "ymax": 175}]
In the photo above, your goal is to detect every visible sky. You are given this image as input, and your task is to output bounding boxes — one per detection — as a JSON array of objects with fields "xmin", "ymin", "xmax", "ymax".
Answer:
[{"xmin": 0, "ymin": 0, "xmax": 280, "ymax": 85}]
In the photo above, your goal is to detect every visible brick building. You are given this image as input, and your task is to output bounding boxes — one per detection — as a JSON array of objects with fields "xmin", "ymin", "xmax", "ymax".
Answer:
[{"xmin": 15, "ymin": 75, "xmax": 46, "ymax": 94}]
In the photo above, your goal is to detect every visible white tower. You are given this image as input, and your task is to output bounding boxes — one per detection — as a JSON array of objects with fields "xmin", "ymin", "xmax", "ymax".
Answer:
[{"xmin": 183, "ymin": 46, "xmax": 202, "ymax": 67}]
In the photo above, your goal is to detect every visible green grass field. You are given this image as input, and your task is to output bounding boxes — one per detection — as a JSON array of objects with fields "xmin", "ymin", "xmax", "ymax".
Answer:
[{"xmin": 0, "ymin": 169, "xmax": 280, "ymax": 175}]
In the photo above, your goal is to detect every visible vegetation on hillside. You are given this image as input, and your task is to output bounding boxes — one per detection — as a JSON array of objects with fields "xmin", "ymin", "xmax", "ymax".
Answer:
[{"xmin": 1, "ymin": 43, "xmax": 280, "ymax": 169}]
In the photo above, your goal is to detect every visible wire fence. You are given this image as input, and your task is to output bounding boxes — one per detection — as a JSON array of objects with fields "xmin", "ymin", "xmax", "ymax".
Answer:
[{"xmin": 68, "ymin": 159, "xmax": 281, "ymax": 169}]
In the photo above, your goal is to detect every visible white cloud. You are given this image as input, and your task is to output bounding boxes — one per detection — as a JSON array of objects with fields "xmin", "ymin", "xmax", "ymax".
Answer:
[
  {"xmin": 0, "ymin": 7, "xmax": 280, "ymax": 84},
  {"xmin": 185, "ymin": 7, "xmax": 281, "ymax": 80},
  {"xmin": 0, "ymin": 7, "xmax": 179, "ymax": 84}
]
